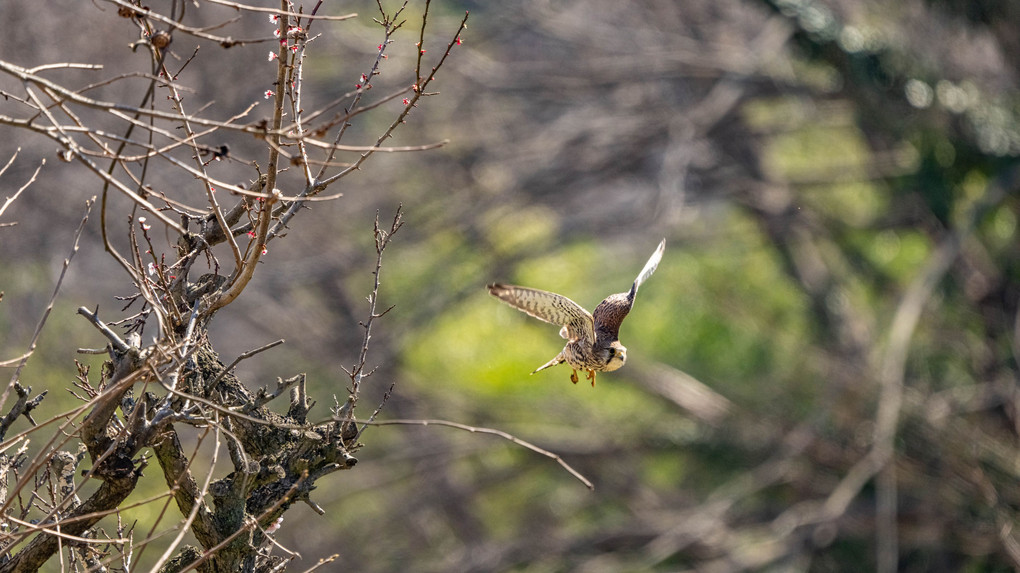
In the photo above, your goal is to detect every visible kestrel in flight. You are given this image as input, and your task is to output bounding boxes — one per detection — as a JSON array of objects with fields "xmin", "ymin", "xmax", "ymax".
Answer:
[{"xmin": 488, "ymin": 239, "xmax": 666, "ymax": 387}]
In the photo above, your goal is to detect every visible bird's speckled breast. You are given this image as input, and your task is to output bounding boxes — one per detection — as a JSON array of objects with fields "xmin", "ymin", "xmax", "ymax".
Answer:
[{"xmin": 563, "ymin": 340, "xmax": 604, "ymax": 371}]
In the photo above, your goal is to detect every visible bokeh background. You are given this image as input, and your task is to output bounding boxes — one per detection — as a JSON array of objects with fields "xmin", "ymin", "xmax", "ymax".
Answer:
[{"xmin": 2, "ymin": 0, "xmax": 1020, "ymax": 571}]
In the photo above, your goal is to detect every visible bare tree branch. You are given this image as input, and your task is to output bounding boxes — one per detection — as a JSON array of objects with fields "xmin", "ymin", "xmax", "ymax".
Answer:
[{"xmin": 365, "ymin": 418, "xmax": 596, "ymax": 491}]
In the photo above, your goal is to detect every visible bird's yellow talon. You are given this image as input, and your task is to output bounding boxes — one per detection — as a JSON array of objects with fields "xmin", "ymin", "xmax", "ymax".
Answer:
[{"xmin": 570, "ymin": 370, "xmax": 579, "ymax": 384}]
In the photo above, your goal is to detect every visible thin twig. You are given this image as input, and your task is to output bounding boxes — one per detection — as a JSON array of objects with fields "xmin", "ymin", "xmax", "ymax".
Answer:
[
  {"xmin": 0, "ymin": 151, "xmax": 43, "ymax": 220},
  {"xmin": 0, "ymin": 147, "xmax": 18, "ymax": 179},
  {"xmin": 156, "ymin": 48, "xmax": 244, "ymax": 270},
  {"xmin": 1, "ymin": 197, "xmax": 95, "ymax": 413},
  {"xmin": 311, "ymin": 9, "xmax": 468, "ymax": 196},
  {"xmin": 297, "ymin": 554, "xmax": 340, "ymax": 573},
  {"xmin": 102, "ymin": 0, "xmax": 278, "ymax": 47},
  {"xmin": 365, "ymin": 418, "xmax": 595, "ymax": 491},
  {"xmin": 204, "ymin": 339, "xmax": 285, "ymax": 389},
  {"xmin": 313, "ymin": 1, "xmax": 410, "ymax": 183},
  {"xmin": 340, "ymin": 206, "xmax": 403, "ymax": 431},
  {"xmin": 201, "ymin": 0, "xmax": 356, "ymax": 21}
]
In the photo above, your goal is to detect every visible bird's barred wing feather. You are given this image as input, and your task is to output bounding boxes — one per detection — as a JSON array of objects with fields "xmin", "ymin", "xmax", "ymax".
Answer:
[
  {"xmin": 488, "ymin": 284, "xmax": 595, "ymax": 343},
  {"xmin": 593, "ymin": 239, "xmax": 666, "ymax": 340}
]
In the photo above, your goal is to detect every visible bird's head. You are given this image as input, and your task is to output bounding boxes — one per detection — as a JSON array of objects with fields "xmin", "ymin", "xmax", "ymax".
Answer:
[{"xmin": 603, "ymin": 340, "xmax": 627, "ymax": 371}]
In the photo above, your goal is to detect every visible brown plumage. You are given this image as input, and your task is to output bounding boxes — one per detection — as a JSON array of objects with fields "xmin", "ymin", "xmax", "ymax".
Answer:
[{"xmin": 488, "ymin": 239, "xmax": 665, "ymax": 386}]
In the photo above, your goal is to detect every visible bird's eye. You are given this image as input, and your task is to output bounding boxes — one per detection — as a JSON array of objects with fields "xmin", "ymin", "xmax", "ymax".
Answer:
[{"xmin": 608, "ymin": 347, "xmax": 616, "ymax": 357}]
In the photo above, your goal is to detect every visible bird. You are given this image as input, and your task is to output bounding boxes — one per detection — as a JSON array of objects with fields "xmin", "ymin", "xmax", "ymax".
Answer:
[{"xmin": 488, "ymin": 239, "xmax": 666, "ymax": 387}]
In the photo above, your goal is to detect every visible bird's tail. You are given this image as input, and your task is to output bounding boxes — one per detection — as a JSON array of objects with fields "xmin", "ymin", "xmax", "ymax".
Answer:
[{"xmin": 532, "ymin": 353, "xmax": 565, "ymax": 374}]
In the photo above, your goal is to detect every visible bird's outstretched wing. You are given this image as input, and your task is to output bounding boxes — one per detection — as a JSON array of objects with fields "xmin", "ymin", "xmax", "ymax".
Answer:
[
  {"xmin": 631, "ymin": 238, "xmax": 666, "ymax": 300},
  {"xmin": 593, "ymin": 239, "xmax": 666, "ymax": 340},
  {"xmin": 488, "ymin": 284, "xmax": 595, "ymax": 343}
]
